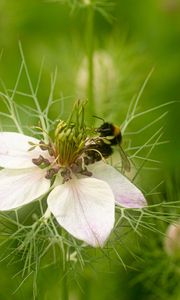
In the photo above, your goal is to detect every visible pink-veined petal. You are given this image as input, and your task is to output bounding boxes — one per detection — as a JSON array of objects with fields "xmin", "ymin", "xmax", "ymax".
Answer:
[
  {"xmin": 0, "ymin": 168, "xmax": 50, "ymax": 210},
  {"xmin": 0, "ymin": 132, "xmax": 50, "ymax": 169},
  {"xmin": 47, "ymin": 177, "xmax": 115, "ymax": 247},
  {"xmin": 89, "ymin": 161, "xmax": 147, "ymax": 208}
]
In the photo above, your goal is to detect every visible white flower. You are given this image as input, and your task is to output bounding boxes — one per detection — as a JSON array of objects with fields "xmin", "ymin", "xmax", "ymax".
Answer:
[{"xmin": 0, "ymin": 132, "xmax": 147, "ymax": 247}]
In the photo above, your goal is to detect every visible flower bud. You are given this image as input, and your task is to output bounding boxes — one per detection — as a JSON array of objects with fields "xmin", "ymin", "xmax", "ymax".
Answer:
[{"xmin": 164, "ymin": 222, "xmax": 180, "ymax": 258}]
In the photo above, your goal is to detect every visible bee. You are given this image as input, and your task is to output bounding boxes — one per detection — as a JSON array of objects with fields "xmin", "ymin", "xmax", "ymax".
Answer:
[
  {"xmin": 93, "ymin": 118, "xmax": 131, "ymax": 172},
  {"xmin": 96, "ymin": 122, "xmax": 122, "ymax": 145}
]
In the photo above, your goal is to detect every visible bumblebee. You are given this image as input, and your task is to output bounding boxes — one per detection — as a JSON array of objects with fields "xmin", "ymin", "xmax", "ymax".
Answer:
[
  {"xmin": 96, "ymin": 122, "xmax": 122, "ymax": 145},
  {"xmin": 84, "ymin": 120, "xmax": 130, "ymax": 172}
]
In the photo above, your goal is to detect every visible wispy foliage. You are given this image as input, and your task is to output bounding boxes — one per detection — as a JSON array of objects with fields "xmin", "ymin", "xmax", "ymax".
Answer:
[{"xmin": 0, "ymin": 45, "xmax": 179, "ymax": 299}]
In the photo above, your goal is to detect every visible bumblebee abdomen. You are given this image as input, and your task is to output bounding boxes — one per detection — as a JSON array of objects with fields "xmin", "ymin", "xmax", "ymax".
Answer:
[{"xmin": 111, "ymin": 125, "xmax": 122, "ymax": 145}]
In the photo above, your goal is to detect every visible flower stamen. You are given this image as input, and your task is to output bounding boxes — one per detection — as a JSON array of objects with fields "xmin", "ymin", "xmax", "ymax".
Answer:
[{"xmin": 32, "ymin": 155, "xmax": 51, "ymax": 167}]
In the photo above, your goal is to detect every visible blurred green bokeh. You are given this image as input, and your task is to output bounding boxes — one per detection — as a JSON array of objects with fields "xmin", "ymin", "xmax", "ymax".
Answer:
[{"xmin": 0, "ymin": 0, "xmax": 180, "ymax": 299}]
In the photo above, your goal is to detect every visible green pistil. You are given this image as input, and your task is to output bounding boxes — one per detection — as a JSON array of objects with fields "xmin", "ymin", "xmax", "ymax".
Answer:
[
  {"xmin": 54, "ymin": 100, "xmax": 88, "ymax": 167},
  {"xmin": 54, "ymin": 120, "xmax": 86, "ymax": 166}
]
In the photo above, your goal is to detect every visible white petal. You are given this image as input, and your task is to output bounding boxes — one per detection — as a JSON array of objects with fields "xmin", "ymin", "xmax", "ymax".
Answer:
[
  {"xmin": 47, "ymin": 178, "xmax": 115, "ymax": 247},
  {"xmin": 88, "ymin": 161, "xmax": 147, "ymax": 208},
  {"xmin": 0, "ymin": 132, "xmax": 50, "ymax": 169},
  {"xmin": 0, "ymin": 168, "xmax": 50, "ymax": 210}
]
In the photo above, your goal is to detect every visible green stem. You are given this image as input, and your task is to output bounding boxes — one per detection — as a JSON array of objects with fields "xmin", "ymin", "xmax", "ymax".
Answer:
[
  {"xmin": 86, "ymin": 5, "xmax": 95, "ymax": 118},
  {"xmin": 61, "ymin": 234, "xmax": 69, "ymax": 300},
  {"xmin": 61, "ymin": 266, "xmax": 68, "ymax": 300}
]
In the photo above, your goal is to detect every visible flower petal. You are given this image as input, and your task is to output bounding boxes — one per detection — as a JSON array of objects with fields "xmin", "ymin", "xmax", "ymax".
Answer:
[
  {"xmin": 0, "ymin": 168, "xmax": 50, "ymax": 210},
  {"xmin": 89, "ymin": 161, "xmax": 147, "ymax": 208},
  {"xmin": 0, "ymin": 132, "xmax": 49, "ymax": 169},
  {"xmin": 47, "ymin": 178, "xmax": 115, "ymax": 247}
]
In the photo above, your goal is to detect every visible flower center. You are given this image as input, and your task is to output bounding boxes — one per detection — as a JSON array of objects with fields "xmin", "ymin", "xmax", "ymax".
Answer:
[
  {"xmin": 31, "ymin": 100, "xmax": 95, "ymax": 182},
  {"xmin": 54, "ymin": 120, "xmax": 86, "ymax": 167}
]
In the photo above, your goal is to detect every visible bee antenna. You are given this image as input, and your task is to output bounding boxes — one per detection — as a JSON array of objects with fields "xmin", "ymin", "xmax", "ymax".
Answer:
[{"xmin": 92, "ymin": 115, "xmax": 105, "ymax": 123}]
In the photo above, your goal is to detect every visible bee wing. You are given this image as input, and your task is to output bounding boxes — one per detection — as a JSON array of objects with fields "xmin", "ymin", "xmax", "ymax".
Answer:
[{"xmin": 118, "ymin": 145, "xmax": 131, "ymax": 172}]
